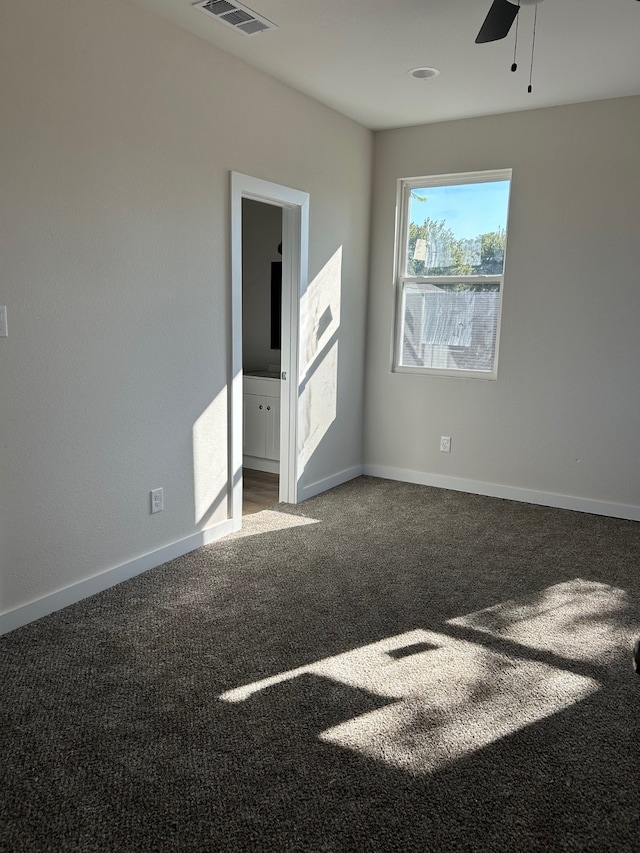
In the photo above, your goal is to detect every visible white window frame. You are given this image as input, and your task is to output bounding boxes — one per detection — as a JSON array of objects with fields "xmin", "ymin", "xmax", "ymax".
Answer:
[{"xmin": 392, "ymin": 168, "xmax": 512, "ymax": 380}]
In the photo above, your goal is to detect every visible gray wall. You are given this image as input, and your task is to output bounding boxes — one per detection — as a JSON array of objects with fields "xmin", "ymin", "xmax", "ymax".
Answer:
[
  {"xmin": 242, "ymin": 199, "xmax": 282, "ymax": 373},
  {"xmin": 364, "ymin": 97, "xmax": 640, "ymax": 515},
  {"xmin": 0, "ymin": 0, "xmax": 372, "ymax": 615},
  {"xmin": 3, "ymin": 0, "xmax": 638, "ymax": 625}
]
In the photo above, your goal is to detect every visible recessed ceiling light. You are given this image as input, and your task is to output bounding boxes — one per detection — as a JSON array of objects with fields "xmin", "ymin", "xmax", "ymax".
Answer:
[{"xmin": 408, "ymin": 67, "xmax": 440, "ymax": 81}]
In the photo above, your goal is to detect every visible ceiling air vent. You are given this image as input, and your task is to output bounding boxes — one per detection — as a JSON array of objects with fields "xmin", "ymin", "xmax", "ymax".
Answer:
[{"xmin": 193, "ymin": 0, "xmax": 278, "ymax": 36}]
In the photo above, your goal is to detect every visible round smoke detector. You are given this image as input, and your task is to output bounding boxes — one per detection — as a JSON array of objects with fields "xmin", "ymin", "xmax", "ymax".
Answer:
[{"xmin": 408, "ymin": 67, "xmax": 440, "ymax": 81}]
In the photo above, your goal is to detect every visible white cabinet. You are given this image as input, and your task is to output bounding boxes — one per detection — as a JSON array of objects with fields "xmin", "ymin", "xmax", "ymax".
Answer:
[
  {"xmin": 243, "ymin": 376, "xmax": 281, "ymax": 472},
  {"xmin": 244, "ymin": 394, "xmax": 280, "ymax": 459}
]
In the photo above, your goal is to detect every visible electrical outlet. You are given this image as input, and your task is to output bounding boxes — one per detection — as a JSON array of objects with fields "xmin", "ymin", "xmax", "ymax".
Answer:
[
  {"xmin": 151, "ymin": 487, "xmax": 164, "ymax": 513},
  {"xmin": 440, "ymin": 436, "xmax": 451, "ymax": 453}
]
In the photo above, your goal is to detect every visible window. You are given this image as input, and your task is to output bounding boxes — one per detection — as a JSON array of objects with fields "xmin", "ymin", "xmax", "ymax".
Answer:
[{"xmin": 393, "ymin": 169, "xmax": 512, "ymax": 379}]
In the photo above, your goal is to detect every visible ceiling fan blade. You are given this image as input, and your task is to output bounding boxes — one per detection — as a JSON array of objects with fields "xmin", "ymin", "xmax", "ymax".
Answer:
[{"xmin": 475, "ymin": 0, "xmax": 520, "ymax": 44}]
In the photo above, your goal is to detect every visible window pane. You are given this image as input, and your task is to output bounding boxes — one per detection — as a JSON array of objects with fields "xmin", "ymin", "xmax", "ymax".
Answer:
[
  {"xmin": 400, "ymin": 282, "xmax": 500, "ymax": 374},
  {"xmin": 406, "ymin": 181, "xmax": 510, "ymax": 277}
]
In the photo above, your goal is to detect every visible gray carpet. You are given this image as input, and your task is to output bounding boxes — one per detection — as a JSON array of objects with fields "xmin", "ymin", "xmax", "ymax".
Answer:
[{"xmin": 2, "ymin": 476, "xmax": 639, "ymax": 852}]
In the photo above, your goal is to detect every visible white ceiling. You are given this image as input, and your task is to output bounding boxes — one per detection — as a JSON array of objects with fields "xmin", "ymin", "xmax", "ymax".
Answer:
[{"xmin": 131, "ymin": 0, "xmax": 640, "ymax": 130}]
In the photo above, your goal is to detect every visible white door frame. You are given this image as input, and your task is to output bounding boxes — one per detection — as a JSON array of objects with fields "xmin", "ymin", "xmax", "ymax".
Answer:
[{"xmin": 230, "ymin": 172, "xmax": 309, "ymax": 525}]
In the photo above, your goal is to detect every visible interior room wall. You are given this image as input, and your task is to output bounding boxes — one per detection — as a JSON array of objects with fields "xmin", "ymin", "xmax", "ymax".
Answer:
[
  {"xmin": 364, "ymin": 96, "xmax": 640, "ymax": 518},
  {"xmin": 0, "ymin": 0, "xmax": 372, "ymax": 621},
  {"xmin": 241, "ymin": 200, "xmax": 282, "ymax": 373}
]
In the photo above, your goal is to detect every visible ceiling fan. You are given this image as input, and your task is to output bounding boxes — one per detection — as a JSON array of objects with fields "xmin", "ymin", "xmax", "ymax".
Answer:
[
  {"xmin": 476, "ymin": 0, "xmax": 542, "ymax": 45},
  {"xmin": 475, "ymin": 0, "xmax": 639, "ymax": 92},
  {"xmin": 476, "ymin": 0, "xmax": 640, "ymax": 44}
]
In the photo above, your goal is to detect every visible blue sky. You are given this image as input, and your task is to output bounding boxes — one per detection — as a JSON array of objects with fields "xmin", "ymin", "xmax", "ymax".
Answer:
[{"xmin": 410, "ymin": 180, "xmax": 510, "ymax": 239}]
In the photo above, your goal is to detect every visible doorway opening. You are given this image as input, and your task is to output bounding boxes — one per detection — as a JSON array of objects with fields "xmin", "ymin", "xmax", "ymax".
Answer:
[
  {"xmin": 241, "ymin": 198, "xmax": 283, "ymax": 515},
  {"xmin": 230, "ymin": 172, "xmax": 310, "ymax": 527}
]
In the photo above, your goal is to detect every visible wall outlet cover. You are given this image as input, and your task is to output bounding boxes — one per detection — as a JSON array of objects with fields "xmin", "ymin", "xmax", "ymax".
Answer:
[{"xmin": 151, "ymin": 487, "xmax": 164, "ymax": 513}]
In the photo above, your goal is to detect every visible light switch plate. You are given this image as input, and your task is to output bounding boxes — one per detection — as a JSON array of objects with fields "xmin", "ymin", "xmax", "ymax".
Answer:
[{"xmin": 0, "ymin": 306, "xmax": 7, "ymax": 337}]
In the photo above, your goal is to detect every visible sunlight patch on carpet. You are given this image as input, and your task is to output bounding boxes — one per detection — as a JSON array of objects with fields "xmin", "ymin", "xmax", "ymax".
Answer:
[
  {"xmin": 317, "ymin": 632, "xmax": 598, "ymax": 776},
  {"xmin": 218, "ymin": 579, "xmax": 630, "ymax": 776},
  {"xmin": 448, "ymin": 578, "xmax": 629, "ymax": 664},
  {"xmin": 229, "ymin": 509, "xmax": 320, "ymax": 540}
]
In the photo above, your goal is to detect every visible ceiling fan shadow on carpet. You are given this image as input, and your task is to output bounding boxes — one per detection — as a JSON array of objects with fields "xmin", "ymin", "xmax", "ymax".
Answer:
[{"xmin": 475, "ymin": 0, "xmax": 640, "ymax": 93}]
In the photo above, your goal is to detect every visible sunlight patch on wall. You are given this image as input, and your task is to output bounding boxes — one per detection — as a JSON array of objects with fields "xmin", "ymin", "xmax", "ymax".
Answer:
[
  {"xmin": 302, "ymin": 246, "xmax": 342, "ymax": 362},
  {"xmin": 299, "ymin": 247, "xmax": 342, "ymax": 465},
  {"xmin": 301, "ymin": 341, "xmax": 339, "ymax": 464},
  {"xmin": 192, "ymin": 388, "xmax": 229, "ymax": 525}
]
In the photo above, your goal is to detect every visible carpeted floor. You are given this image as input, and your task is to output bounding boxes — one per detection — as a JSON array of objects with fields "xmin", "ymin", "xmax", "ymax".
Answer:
[{"xmin": 1, "ymin": 476, "xmax": 639, "ymax": 852}]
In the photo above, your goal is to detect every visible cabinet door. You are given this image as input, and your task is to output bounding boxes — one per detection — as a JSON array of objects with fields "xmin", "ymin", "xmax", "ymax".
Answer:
[
  {"xmin": 243, "ymin": 394, "xmax": 265, "ymax": 458},
  {"xmin": 264, "ymin": 396, "xmax": 280, "ymax": 461}
]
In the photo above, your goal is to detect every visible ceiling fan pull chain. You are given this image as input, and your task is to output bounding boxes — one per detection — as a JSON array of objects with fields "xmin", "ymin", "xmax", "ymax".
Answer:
[
  {"xmin": 511, "ymin": 1, "xmax": 520, "ymax": 72},
  {"xmin": 528, "ymin": 3, "xmax": 538, "ymax": 92}
]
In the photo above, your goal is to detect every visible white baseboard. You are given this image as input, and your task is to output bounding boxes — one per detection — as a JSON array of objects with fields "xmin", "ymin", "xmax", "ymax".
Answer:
[
  {"xmin": 5, "ymin": 465, "xmax": 635, "ymax": 637},
  {"xmin": 243, "ymin": 455, "xmax": 279, "ymax": 474},
  {"xmin": 363, "ymin": 464, "xmax": 640, "ymax": 522},
  {"xmin": 0, "ymin": 516, "xmax": 238, "ymax": 637},
  {"xmin": 298, "ymin": 465, "xmax": 364, "ymax": 502}
]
